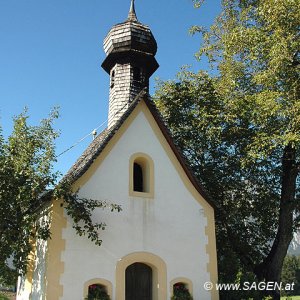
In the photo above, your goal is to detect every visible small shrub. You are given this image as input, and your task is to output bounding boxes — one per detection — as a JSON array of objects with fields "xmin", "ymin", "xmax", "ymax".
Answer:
[
  {"xmin": 0, "ymin": 293, "xmax": 10, "ymax": 300},
  {"xmin": 171, "ymin": 282, "xmax": 193, "ymax": 300},
  {"xmin": 85, "ymin": 284, "xmax": 110, "ymax": 300}
]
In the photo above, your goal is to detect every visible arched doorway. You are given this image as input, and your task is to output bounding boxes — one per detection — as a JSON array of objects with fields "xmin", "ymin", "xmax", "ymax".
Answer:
[
  {"xmin": 125, "ymin": 262, "xmax": 152, "ymax": 300},
  {"xmin": 116, "ymin": 252, "xmax": 167, "ymax": 300}
]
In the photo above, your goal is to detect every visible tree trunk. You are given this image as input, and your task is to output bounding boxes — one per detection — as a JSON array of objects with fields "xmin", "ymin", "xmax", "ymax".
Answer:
[{"xmin": 254, "ymin": 145, "xmax": 298, "ymax": 300}]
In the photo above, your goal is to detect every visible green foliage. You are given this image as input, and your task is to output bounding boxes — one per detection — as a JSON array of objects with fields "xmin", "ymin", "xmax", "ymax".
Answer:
[
  {"xmin": 196, "ymin": 0, "xmax": 300, "ymax": 288},
  {"xmin": 0, "ymin": 109, "xmax": 121, "ymax": 285},
  {"xmin": 0, "ymin": 294, "xmax": 9, "ymax": 300},
  {"xmin": 154, "ymin": 69, "xmax": 279, "ymax": 277},
  {"xmin": 192, "ymin": 0, "xmax": 204, "ymax": 9},
  {"xmin": 220, "ymin": 271, "xmax": 271, "ymax": 300},
  {"xmin": 281, "ymin": 255, "xmax": 300, "ymax": 296},
  {"xmin": 0, "ymin": 109, "xmax": 60, "ymax": 284},
  {"xmin": 154, "ymin": 0, "xmax": 300, "ymax": 292},
  {"xmin": 60, "ymin": 185, "xmax": 121, "ymax": 246},
  {"xmin": 85, "ymin": 284, "xmax": 110, "ymax": 300},
  {"xmin": 171, "ymin": 283, "xmax": 193, "ymax": 300},
  {"xmin": 195, "ymin": 0, "xmax": 300, "ymax": 163}
]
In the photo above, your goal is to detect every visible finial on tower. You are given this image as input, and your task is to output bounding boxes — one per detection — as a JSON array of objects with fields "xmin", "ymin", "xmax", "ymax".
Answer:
[{"xmin": 127, "ymin": 0, "xmax": 138, "ymax": 22}]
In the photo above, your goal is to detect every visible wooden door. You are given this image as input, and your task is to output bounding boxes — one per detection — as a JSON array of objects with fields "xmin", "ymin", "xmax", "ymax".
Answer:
[{"xmin": 125, "ymin": 262, "xmax": 152, "ymax": 300}]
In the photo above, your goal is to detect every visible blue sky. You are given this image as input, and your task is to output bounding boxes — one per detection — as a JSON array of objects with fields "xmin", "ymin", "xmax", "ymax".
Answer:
[{"xmin": 0, "ymin": 0, "xmax": 221, "ymax": 177}]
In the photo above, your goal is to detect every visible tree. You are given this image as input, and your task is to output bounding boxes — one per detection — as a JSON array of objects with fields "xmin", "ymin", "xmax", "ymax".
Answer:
[
  {"xmin": 281, "ymin": 255, "xmax": 300, "ymax": 296},
  {"xmin": 0, "ymin": 110, "xmax": 121, "ymax": 285},
  {"xmin": 154, "ymin": 70, "xmax": 280, "ymax": 299},
  {"xmin": 195, "ymin": 1, "xmax": 300, "ymax": 297},
  {"xmin": 155, "ymin": 0, "xmax": 299, "ymax": 295}
]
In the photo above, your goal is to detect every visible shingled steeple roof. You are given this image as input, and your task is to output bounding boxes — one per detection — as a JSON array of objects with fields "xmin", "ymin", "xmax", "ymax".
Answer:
[
  {"xmin": 62, "ymin": 2, "xmax": 215, "ymax": 210},
  {"xmin": 101, "ymin": 1, "xmax": 158, "ymax": 76}
]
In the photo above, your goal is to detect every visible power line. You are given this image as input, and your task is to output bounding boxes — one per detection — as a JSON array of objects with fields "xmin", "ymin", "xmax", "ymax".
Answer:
[
  {"xmin": 56, "ymin": 120, "xmax": 106, "ymax": 158},
  {"xmin": 56, "ymin": 99, "xmax": 131, "ymax": 158}
]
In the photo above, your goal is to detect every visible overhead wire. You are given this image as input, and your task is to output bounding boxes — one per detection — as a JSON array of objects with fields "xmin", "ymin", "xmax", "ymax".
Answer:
[
  {"xmin": 56, "ymin": 120, "xmax": 107, "ymax": 158},
  {"xmin": 56, "ymin": 99, "xmax": 131, "ymax": 158}
]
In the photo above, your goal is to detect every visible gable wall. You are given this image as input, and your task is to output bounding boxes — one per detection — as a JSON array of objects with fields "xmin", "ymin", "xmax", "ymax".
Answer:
[{"xmin": 59, "ymin": 101, "xmax": 218, "ymax": 300}]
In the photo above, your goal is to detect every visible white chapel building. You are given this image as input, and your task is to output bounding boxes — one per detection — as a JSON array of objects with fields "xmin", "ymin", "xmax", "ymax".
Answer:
[{"xmin": 17, "ymin": 1, "xmax": 218, "ymax": 299}]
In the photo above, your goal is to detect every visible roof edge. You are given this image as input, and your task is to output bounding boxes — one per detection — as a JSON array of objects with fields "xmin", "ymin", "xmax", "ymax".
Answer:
[
  {"xmin": 63, "ymin": 89, "xmax": 216, "ymax": 210},
  {"xmin": 142, "ymin": 97, "xmax": 216, "ymax": 210}
]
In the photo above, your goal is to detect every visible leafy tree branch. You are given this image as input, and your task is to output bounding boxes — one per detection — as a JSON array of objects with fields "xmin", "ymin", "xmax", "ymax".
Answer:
[{"xmin": 0, "ymin": 109, "xmax": 121, "ymax": 285}]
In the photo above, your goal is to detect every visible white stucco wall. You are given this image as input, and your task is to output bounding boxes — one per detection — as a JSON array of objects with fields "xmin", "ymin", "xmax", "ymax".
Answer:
[
  {"xmin": 30, "ymin": 237, "xmax": 47, "ymax": 299},
  {"xmin": 16, "ymin": 214, "xmax": 48, "ymax": 300},
  {"xmin": 60, "ymin": 108, "xmax": 213, "ymax": 299}
]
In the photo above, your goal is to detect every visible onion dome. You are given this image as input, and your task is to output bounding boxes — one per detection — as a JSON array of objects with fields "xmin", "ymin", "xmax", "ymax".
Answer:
[{"xmin": 101, "ymin": 0, "xmax": 159, "ymax": 77}]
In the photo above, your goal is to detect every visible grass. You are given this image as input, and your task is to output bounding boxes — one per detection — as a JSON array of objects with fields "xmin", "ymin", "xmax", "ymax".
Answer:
[
  {"xmin": 281, "ymin": 296, "xmax": 300, "ymax": 300},
  {"xmin": 0, "ymin": 293, "xmax": 9, "ymax": 300},
  {"xmin": 0, "ymin": 291, "xmax": 15, "ymax": 300}
]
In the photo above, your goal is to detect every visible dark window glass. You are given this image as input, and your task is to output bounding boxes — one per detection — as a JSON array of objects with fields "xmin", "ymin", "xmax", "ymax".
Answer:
[
  {"xmin": 133, "ymin": 162, "xmax": 143, "ymax": 192},
  {"xmin": 111, "ymin": 70, "xmax": 115, "ymax": 88},
  {"xmin": 133, "ymin": 67, "xmax": 141, "ymax": 82}
]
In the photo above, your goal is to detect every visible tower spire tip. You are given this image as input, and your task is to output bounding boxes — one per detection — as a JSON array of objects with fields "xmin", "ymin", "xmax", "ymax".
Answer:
[{"xmin": 127, "ymin": 0, "xmax": 138, "ymax": 22}]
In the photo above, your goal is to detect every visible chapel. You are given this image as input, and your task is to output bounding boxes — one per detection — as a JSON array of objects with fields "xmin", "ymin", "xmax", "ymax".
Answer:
[{"xmin": 17, "ymin": 1, "xmax": 218, "ymax": 299}]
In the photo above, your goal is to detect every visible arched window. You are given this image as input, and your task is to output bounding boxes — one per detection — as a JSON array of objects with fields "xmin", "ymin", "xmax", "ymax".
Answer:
[
  {"xmin": 129, "ymin": 153, "xmax": 154, "ymax": 198},
  {"xmin": 83, "ymin": 279, "xmax": 112, "ymax": 300},
  {"xmin": 86, "ymin": 284, "xmax": 110, "ymax": 300},
  {"xmin": 170, "ymin": 279, "xmax": 193, "ymax": 300},
  {"xmin": 110, "ymin": 70, "xmax": 115, "ymax": 88}
]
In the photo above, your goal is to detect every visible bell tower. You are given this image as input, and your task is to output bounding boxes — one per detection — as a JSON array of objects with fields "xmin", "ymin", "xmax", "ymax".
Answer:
[{"xmin": 102, "ymin": 0, "xmax": 159, "ymax": 128}]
